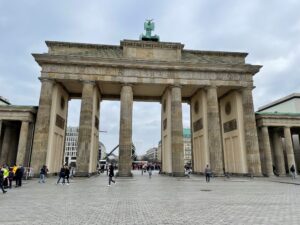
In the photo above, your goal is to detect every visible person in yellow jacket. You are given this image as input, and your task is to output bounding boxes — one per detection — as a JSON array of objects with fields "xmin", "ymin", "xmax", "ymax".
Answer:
[
  {"xmin": 13, "ymin": 165, "xmax": 18, "ymax": 175},
  {"xmin": 1, "ymin": 166, "xmax": 9, "ymax": 188}
]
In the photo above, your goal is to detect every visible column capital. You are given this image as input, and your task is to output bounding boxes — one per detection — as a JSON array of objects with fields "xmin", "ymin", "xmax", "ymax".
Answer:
[
  {"xmin": 204, "ymin": 85, "xmax": 218, "ymax": 91},
  {"xmin": 39, "ymin": 77, "xmax": 55, "ymax": 83},
  {"xmin": 121, "ymin": 83, "xmax": 134, "ymax": 87},
  {"xmin": 169, "ymin": 84, "xmax": 182, "ymax": 89},
  {"xmin": 80, "ymin": 80, "xmax": 95, "ymax": 85},
  {"xmin": 239, "ymin": 85, "xmax": 255, "ymax": 92}
]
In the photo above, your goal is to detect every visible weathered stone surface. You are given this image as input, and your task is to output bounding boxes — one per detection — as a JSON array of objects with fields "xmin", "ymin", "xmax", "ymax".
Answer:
[
  {"xmin": 284, "ymin": 127, "xmax": 297, "ymax": 173},
  {"xmin": 272, "ymin": 130, "xmax": 286, "ymax": 176},
  {"xmin": 16, "ymin": 121, "xmax": 29, "ymax": 166},
  {"xmin": 242, "ymin": 87, "xmax": 262, "ymax": 176},
  {"xmin": 76, "ymin": 81, "xmax": 96, "ymax": 176},
  {"xmin": 118, "ymin": 85, "xmax": 133, "ymax": 177},
  {"xmin": 206, "ymin": 86, "xmax": 223, "ymax": 175},
  {"xmin": 170, "ymin": 86, "xmax": 184, "ymax": 176},
  {"xmin": 261, "ymin": 126, "xmax": 273, "ymax": 176},
  {"xmin": 30, "ymin": 78, "xmax": 54, "ymax": 174}
]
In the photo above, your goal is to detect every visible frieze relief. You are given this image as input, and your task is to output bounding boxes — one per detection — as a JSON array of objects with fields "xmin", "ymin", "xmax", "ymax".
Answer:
[
  {"xmin": 223, "ymin": 119, "xmax": 237, "ymax": 133},
  {"xmin": 193, "ymin": 118, "xmax": 203, "ymax": 132},
  {"xmin": 121, "ymin": 41, "xmax": 183, "ymax": 50},
  {"xmin": 55, "ymin": 114, "xmax": 65, "ymax": 129}
]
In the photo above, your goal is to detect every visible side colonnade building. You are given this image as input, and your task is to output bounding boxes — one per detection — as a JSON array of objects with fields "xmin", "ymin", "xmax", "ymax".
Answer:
[{"xmin": 256, "ymin": 93, "xmax": 300, "ymax": 177}]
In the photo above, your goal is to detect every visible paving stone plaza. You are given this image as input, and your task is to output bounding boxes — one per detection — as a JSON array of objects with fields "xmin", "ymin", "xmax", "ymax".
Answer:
[{"xmin": 1, "ymin": 170, "xmax": 300, "ymax": 225}]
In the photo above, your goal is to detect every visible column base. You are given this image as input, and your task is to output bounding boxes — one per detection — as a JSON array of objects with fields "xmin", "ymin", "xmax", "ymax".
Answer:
[
  {"xmin": 116, "ymin": 172, "xmax": 133, "ymax": 177},
  {"xmin": 160, "ymin": 172, "xmax": 185, "ymax": 177},
  {"xmin": 74, "ymin": 172, "xmax": 96, "ymax": 177}
]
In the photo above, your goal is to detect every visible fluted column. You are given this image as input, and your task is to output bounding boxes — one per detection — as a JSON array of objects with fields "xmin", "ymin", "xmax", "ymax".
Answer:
[
  {"xmin": 16, "ymin": 121, "xmax": 29, "ymax": 166},
  {"xmin": 261, "ymin": 126, "xmax": 273, "ymax": 176},
  {"xmin": 0, "ymin": 125, "xmax": 13, "ymax": 165},
  {"xmin": 272, "ymin": 130, "xmax": 285, "ymax": 176},
  {"xmin": 242, "ymin": 87, "xmax": 262, "ymax": 176},
  {"xmin": 171, "ymin": 85, "xmax": 184, "ymax": 176},
  {"xmin": 0, "ymin": 120, "xmax": 2, "ymax": 156},
  {"xmin": 30, "ymin": 78, "xmax": 54, "ymax": 174},
  {"xmin": 118, "ymin": 84, "xmax": 133, "ymax": 177},
  {"xmin": 284, "ymin": 127, "xmax": 296, "ymax": 174},
  {"xmin": 0, "ymin": 120, "xmax": 2, "ymax": 140},
  {"xmin": 76, "ymin": 81, "xmax": 95, "ymax": 176},
  {"xmin": 206, "ymin": 86, "xmax": 223, "ymax": 175}
]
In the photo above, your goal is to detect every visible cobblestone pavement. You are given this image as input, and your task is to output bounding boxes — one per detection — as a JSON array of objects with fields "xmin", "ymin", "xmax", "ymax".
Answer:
[{"xmin": 0, "ymin": 171, "xmax": 300, "ymax": 225}]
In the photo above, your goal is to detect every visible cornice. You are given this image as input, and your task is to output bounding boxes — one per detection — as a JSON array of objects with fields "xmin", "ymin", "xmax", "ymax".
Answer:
[
  {"xmin": 32, "ymin": 54, "xmax": 262, "ymax": 75},
  {"xmin": 121, "ymin": 39, "xmax": 184, "ymax": 50},
  {"xmin": 45, "ymin": 40, "xmax": 120, "ymax": 50}
]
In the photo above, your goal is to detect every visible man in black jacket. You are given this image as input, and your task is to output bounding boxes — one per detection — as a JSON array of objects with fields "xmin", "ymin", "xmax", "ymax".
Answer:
[
  {"xmin": 108, "ymin": 164, "xmax": 116, "ymax": 186},
  {"xmin": 0, "ymin": 170, "xmax": 7, "ymax": 194},
  {"xmin": 57, "ymin": 166, "xmax": 66, "ymax": 185},
  {"xmin": 15, "ymin": 166, "xmax": 24, "ymax": 187}
]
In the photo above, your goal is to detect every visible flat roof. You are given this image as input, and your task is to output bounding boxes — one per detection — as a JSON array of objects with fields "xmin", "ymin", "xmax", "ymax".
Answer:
[{"xmin": 257, "ymin": 93, "xmax": 300, "ymax": 111}]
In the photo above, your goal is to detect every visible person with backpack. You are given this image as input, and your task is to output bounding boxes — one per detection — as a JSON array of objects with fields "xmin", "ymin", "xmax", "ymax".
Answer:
[
  {"xmin": 107, "ymin": 164, "xmax": 116, "ymax": 186},
  {"xmin": 204, "ymin": 164, "xmax": 212, "ymax": 183},
  {"xmin": 290, "ymin": 164, "xmax": 296, "ymax": 179},
  {"xmin": 39, "ymin": 165, "xmax": 48, "ymax": 183},
  {"xmin": 64, "ymin": 166, "xmax": 70, "ymax": 185},
  {"xmin": 57, "ymin": 166, "xmax": 66, "ymax": 185}
]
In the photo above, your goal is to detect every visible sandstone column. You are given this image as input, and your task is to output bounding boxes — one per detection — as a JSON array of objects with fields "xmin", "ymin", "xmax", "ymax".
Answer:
[
  {"xmin": 284, "ymin": 127, "xmax": 296, "ymax": 174},
  {"xmin": 272, "ymin": 130, "xmax": 286, "ymax": 176},
  {"xmin": 76, "ymin": 81, "xmax": 95, "ymax": 176},
  {"xmin": 171, "ymin": 85, "xmax": 184, "ymax": 176},
  {"xmin": 0, "ymin": 125, "xmax": 12, "ymax": 165},
  {"xmin": 118, "ymin": 84, "xmax": 133, "ymax": 177},
  {"xmin": 16, "ymin": 121, "xmax": 29, "ymax": 166},
  {"xmin": 0, "ymin": 120, "xmax": 2, "ymax": 140},
  {"xmin": 0, "ymin": 120, "xmax": 2, "ymax": 157},
  {"xmin": 206, "ymin": 86, "xmax": 223, "ymax": 175},
  {"xmin": 30, "ymin": 78, "xmax": 54, "ymax": 174},
  {"xmin": 242, "ymin": 87, "xmax": 262, "ymax": 176},
  {"xmin": 261, "ymin": 126, "xmax": 273, "ymax": 176}
]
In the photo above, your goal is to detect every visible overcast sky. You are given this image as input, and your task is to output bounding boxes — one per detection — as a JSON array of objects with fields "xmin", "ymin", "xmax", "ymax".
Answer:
[{"xmin": 1, "ymin": 0, "xmax": 300, "ymax": 155}]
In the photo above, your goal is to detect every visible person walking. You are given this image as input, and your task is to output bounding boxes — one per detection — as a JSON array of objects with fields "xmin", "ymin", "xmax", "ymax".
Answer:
[
  {"xmin": 57, "ymin": 166, "xmax": 66, "ymax": 185},
  {"xmin": 148, "ymin": 165, "xmax": 152, "ymax": 179},
  {"xmin": 8, "ymin": 168, "xmax": 14, "ymax": 188},
  {"xmin": 0, "ymin": 170, "xmax": 7, "ymax": 194},
  {"xmin": 15, "ymin": 166, "xmax": 24, "ymax": 187},
  {"xmin": 204, "ymin": 164, "xmax": 212, "ymax": 183},
  {"xmin": 290, "ymin": 164, "xmax": 296, "ymax": 179},
  {"xmin": 108, "ymin": 164, "xmax": 116, "ymax": 186},
  {"xmin": 2, "ymin": 166, "xmax": 9, "ymax": 188},
  {"xmin": 39, "ymin": 165, "xmax": 48, "ymax": 183},
  {"xmin": 64, "ymin": 166, "xmax": 70, "ymax": 185}
]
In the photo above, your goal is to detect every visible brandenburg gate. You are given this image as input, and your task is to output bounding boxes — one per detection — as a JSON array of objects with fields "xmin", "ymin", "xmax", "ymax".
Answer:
[{"xmin": 30, "ymin": 23, "xmax": 262, "ymax": 177}]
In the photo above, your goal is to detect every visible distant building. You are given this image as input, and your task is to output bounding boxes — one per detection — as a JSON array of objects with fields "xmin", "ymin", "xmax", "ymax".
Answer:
[
  {"xmin": 183, "ymin": 128, "xmax": 192, "ymax": 165},
  {"xmin": 64, "ymin": 126, "xmax": 106, "ymax": 165},
  {"xmin": 64, "ymin": 127, "xmax": 79, "ymax": 165},
  {"xmin": 155, "ymin": 128, "xmax": 191, "ymax": 165},
  {"xmin": 146, "ymin": 147, "xmax": 158, "ymax": 161}
]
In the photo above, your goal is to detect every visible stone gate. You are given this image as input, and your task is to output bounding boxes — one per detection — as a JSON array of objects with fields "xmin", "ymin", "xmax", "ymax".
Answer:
[{"xmin": 30, "ymin": 38, "xmax": 262, "ymax": 177}]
